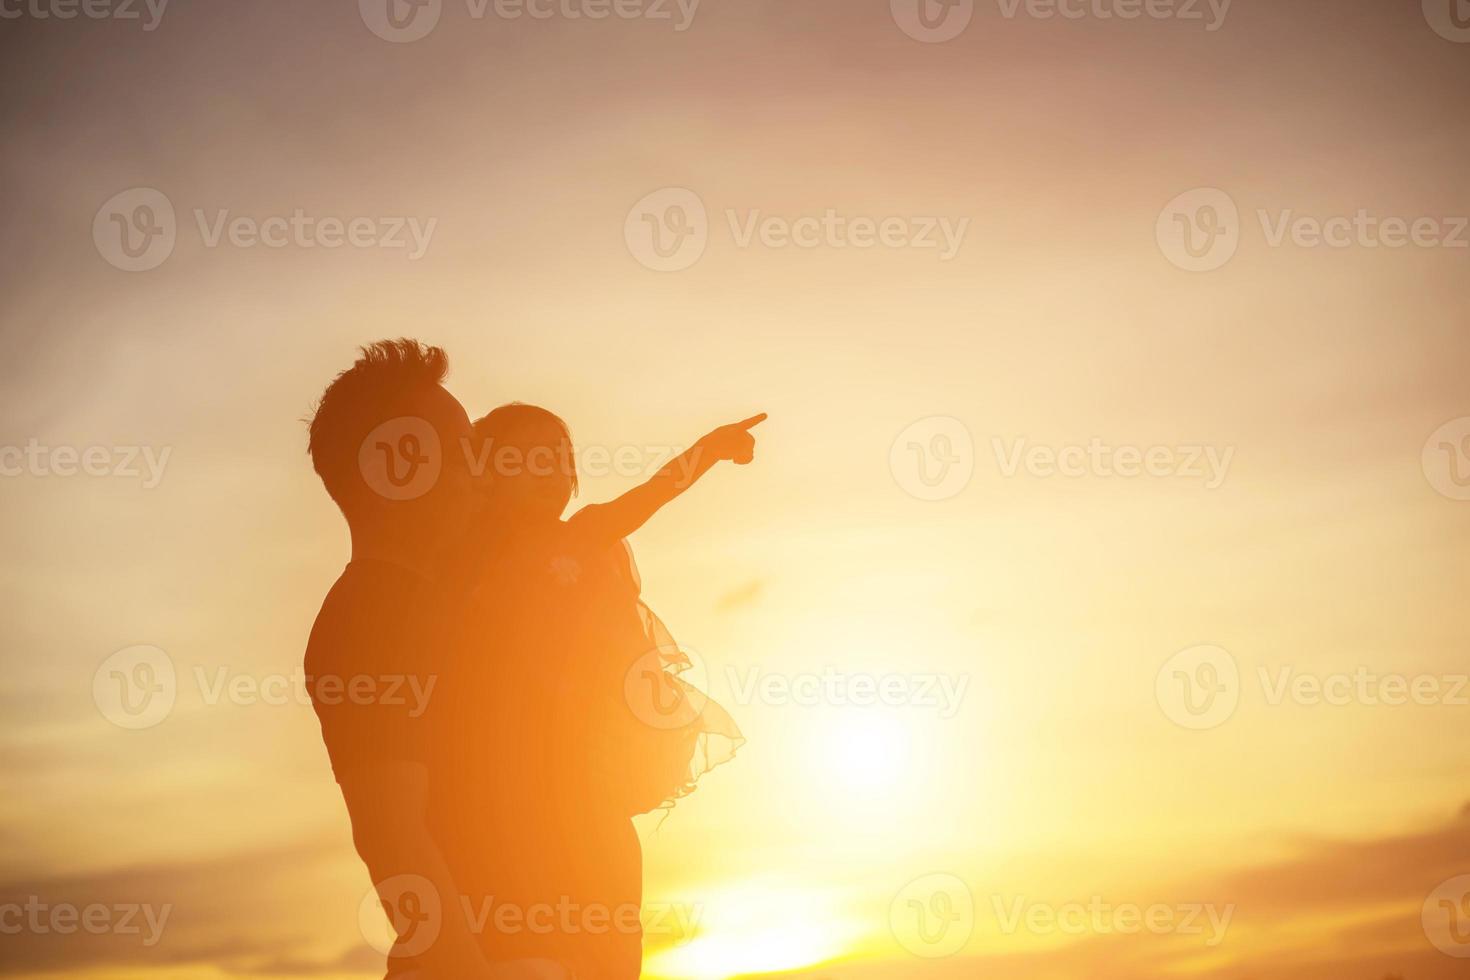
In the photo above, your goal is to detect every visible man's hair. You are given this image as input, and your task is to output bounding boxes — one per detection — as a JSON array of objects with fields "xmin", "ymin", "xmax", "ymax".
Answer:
[
  {"xmin": 473, "ymin": 402, "xmax": 579, "ymax": 496},
  {"xmin": 308, "ymin": 339, "xmax": 449, "ymax": 510}
]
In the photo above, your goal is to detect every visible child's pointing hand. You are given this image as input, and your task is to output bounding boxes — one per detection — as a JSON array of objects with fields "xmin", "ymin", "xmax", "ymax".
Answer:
[{"xmin": 704, "ymin": 413, "xmax": 767, "ymax": 466}]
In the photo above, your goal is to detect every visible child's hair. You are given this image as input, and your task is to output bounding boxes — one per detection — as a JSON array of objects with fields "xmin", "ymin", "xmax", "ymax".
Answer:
[{"xmin": 472, "ymin": 402, "xmax": 579, "ymax": 496}]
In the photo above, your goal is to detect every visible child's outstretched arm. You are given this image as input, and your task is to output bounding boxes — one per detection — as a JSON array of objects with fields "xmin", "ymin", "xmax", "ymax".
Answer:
[{"xmin": 569, "ymin": 413, "xmax": 766, "ymax": 542}]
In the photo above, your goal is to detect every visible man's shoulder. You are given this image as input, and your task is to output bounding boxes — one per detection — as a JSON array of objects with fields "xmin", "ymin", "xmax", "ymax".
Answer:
[
  {"xmin": 306, "ymin": 566, "xmax": 374, "ymax": 662},
  {"xmin": 305, "ymin": 562, "xmax": 438, "ymax": 676}
]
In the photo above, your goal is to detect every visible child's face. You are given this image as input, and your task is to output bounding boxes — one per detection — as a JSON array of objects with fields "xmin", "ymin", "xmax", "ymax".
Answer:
[{"xmin": 476, "ymin": 421, "xmax": 575, "ymax": 521}]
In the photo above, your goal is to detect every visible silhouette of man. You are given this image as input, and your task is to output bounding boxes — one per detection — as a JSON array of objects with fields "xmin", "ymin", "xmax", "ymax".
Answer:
[{"xmin": 303, "ymin": 340, "xmax": 511, "ymax": 977}]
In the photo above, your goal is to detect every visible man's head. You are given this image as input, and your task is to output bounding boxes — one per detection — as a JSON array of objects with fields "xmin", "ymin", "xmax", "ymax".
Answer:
[{"xmin": 308, "ymin": 339, "xmax": 474, "ymax": 549}]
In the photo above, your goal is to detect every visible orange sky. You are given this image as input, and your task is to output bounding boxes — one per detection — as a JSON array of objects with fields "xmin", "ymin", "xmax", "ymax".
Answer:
[{"xmin": 2, "ymin": 1, "xmax": 1469, "ymax": 977}]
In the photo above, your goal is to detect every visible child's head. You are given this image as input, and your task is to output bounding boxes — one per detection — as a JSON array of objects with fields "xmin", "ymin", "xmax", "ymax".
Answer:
[{"xmin": 472, "ymin": 403, "xmax": 578, "ymax": 521}]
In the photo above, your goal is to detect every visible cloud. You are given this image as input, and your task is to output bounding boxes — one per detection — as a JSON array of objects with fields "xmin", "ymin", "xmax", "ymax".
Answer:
[
  {"xmin": 715, "ymin": 580, "xmax": 764, "ymax": 613},
  {"xmin": 825, "ymin": 806, "xmax": 1470, "ymax": 980},
  {"xmin": 0, "ymin": 836, "xmax": 362, "ymax": 977}
]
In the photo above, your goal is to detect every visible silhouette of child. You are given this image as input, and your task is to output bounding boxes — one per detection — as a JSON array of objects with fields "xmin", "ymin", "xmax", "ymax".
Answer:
[{"xmin": 468, "ymin": 403, "xmax": 756, "ymax": 816}]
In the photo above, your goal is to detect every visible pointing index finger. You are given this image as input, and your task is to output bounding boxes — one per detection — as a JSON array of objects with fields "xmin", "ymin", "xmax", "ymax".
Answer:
[{"xmin": 738, "ymin": 413, "xmax": 768, "ymax": 430}]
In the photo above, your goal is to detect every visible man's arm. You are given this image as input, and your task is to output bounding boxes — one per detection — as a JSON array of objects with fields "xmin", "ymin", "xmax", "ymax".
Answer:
[
  {"xmin": 569, "ymin": 413, "xmax": 766, "ymax": 542},
  {"xmin": 339, "ymin": 761, "xmax": 494, "ymax": 976}
]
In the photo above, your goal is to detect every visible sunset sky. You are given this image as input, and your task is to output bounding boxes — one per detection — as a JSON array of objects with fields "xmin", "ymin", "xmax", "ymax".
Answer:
[{"xmin": 2, "ymin": 1, "xmax": 1469, "ymax": 977}]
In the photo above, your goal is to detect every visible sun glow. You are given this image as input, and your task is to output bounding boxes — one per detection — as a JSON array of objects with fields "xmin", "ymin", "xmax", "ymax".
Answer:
[
  {"xmin": 643, "ymin": 882, "xmax": 865, "ymax": 980},
  {"xmin": 817, "ymin": 712, "xmax": 915, "ymax": 793}
]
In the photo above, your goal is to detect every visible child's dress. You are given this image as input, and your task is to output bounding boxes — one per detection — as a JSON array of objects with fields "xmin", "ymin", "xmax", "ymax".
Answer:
[
  {"xmin": 586, "ymin": 538, "xmax": 744, "ymax": 816},
  {"xmin": 476, "ymin": 519, "xmax": 743, "ymax": 818}
]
